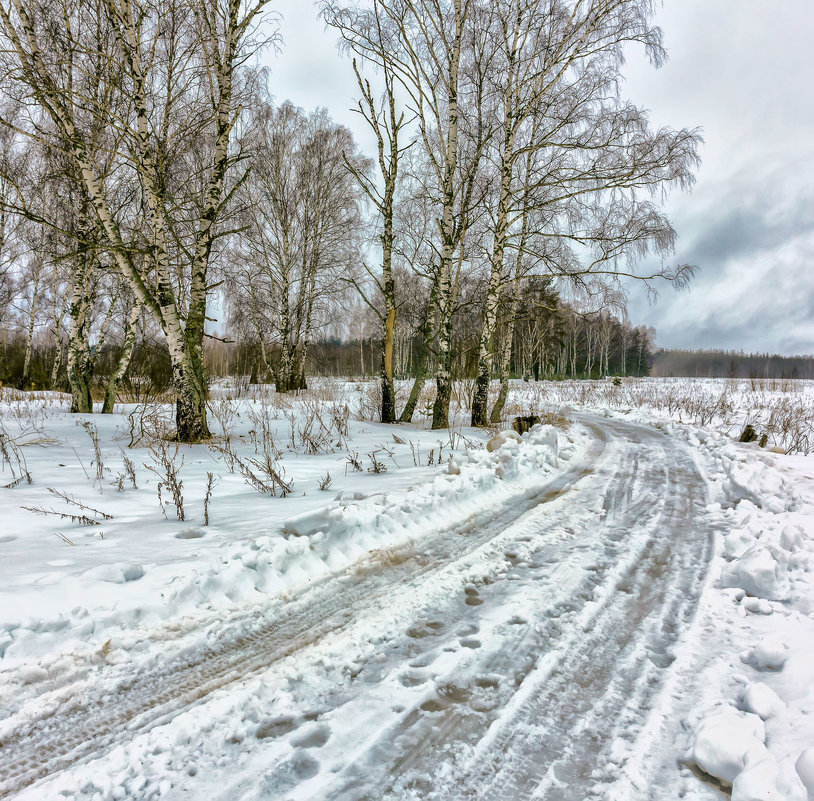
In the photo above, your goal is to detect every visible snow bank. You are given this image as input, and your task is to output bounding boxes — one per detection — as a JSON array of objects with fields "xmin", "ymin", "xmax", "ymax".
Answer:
[
  {"xmin": 0, "ymin": 422, "xmax": 573, "ymax": 669},
  {"xmin": 656, "ymin": 419, "xmax": 814, "ymax": 799}
]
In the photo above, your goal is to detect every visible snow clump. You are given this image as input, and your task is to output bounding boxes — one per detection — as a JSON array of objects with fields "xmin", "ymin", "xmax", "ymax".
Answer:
[
  {"xmin": 691, "ymin": 708, "xmax": 768, "ymax": 785},
  {"xmin": 720, "ymin": 545, "xmax": 789, "ymax": 601},
  {"xmin": 486, "ymin": 429, "xmax": 522, "ymax": 452},
  {"xmin": 731, "ymin": 757, "xmax": 807, "ymax": 801},
  {"xmin": 741, "ymin": 682, "xmax": 785, "ymax": 720},
  {"xmin": 743, "ymin": 637, "xmax": 788, "ymax": 671}
]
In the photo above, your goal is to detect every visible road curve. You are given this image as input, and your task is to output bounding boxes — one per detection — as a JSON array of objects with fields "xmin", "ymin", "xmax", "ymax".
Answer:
[
  {"xmin": 307, "ymin": 415, "xmax": 714, "ymax": 801},
  {"xmin": 0, "ymin": 415, "xmax": 714, "ymax": 800}
]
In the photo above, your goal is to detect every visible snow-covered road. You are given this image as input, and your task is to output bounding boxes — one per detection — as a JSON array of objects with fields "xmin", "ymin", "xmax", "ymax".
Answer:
[{"xmin": 0, "ymin": 415, "xmax": 722, "ymax": 799}]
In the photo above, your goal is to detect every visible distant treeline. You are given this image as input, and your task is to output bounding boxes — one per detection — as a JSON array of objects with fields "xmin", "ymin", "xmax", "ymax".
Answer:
[{"xmin": 652, "ymin": 349, "xmax": 814, "ymax": 380}]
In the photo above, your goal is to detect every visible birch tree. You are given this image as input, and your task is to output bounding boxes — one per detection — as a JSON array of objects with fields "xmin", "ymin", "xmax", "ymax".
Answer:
[
  {"xmin": 229, "ymin": 100, "xmax": 366, "ymax": 392},
  {"xmin": 0, "ymin": 0, "xmax": 271, "ymax": 440},
  {"xmin": 324, "ymin": 1, "xmax": 420, "ymax": 424},
  {"xmin": 470, "ymin": 0, "xmax": 701, "ymax": 425},
  {"xmin": 323, "ymin": 0, "xmax": 494, "ymax": 430}
]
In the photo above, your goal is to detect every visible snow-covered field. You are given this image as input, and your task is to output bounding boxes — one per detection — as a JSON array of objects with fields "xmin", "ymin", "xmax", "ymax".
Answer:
[{"xmin": 0, "ymin": 377, "xmax": 812, "ymax": 800}]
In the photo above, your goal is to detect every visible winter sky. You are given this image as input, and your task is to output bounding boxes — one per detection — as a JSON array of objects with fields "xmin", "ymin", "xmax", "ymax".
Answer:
[{"xmin": 261, "ymin": 1, "xmax": 814, "ymax": 356}]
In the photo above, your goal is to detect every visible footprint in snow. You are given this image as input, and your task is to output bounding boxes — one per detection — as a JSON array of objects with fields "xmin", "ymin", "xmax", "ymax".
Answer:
[
  {"xmin": 290, "ymin": 751, "xmax": 321, "ymax": 780},
  {"xmin": 256, "ymin": 717, "xmax": 297, "ymax": 740},
  {"xmin": 291, "ymin": 724, "xmax": 331, "ymax": 749},
  {"xmin": 470, "ymin": 676, "xmax": 501, "ymax": 712},
  {"xmin": 464, "ymin": 587, "xmax": 483, "ymax": 606},
  {"xmin": 409, "ymin": 652, "xmax": 437, "ymax": 668},
  {"xmin": 399, "ymin": 672, "xmax": 428, "ymax": 688},
  {"xmin": 455, "ymin": 622, "xmax": 479, "ymax": 636},
  {"xmin": 420, "ymin": 682, "xmax": 473, "ymax": 713}
]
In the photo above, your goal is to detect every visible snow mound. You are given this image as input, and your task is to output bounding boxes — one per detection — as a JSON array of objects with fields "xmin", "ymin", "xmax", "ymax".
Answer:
[
  {"xmin": 720, "ymin": 545, "xmax": 789, "ymax": 601},
  {"xmin": 732, "ymin": 757, "xmax": 807, "ymax": 801},
  {"xmin": 692, "ymin": 708, "xmax": 768, "ymax": 786},
  {"xmin": 743, "ymin": 638, "xmax": 789, "ymax": 671},
  {"xmin": 725, "ymin": 529, "xmax": 758, "ymax": 560},
  {"xmin": 741, "ymin": 682, "xmax": 785, "ymax": 719},
  {"xmin": 724, "ymin": 457, "xmax": 791, "ymax": 514}
]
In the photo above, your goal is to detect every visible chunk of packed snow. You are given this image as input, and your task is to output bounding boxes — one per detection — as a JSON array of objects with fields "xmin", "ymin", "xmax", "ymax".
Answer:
[
  {"xmin": 781, "ymin": 524, "xmax": 803, "ymax": 552},
  {"xmin": 725, "ymin": 529, "xmax": 758, "ymax": 560},
  {"xmin": 725, "ymin": 459, "xmax": 789, "ymax": 513},
  {"xmin": 18, "ymin": 664, "xmax": 48, "ymax": 684},
  {"xmin": 741, "ymin": 596, "xmax": 773, "ymax": 615},
  {"xmin": 720, "ymin": 545, "xmax": 789, "ymax": 600},
  {"xmin": 692, "ymin": 709, "xmax": 768, "ymax": 785},
  {"xmin": 742, "ymin": 682, "xmax": 785, "ymax": 719},
  {"xmin": 732, "ymin": 757, "xmax": 807, "ymax": 801},
  {"xmin": 745, "ymin": 638, "xmax": 789, "ymax": 671},
  {"xmin": 796, "ymin": 748, "xmax": 814, "ymax": 800},
  {"xmin": 528, "ymin": 424, "xmax": 557, "ymax": 451},
  {"xmin": 282, "ymin": 505, "xmax": 344, "ymax": 537}
]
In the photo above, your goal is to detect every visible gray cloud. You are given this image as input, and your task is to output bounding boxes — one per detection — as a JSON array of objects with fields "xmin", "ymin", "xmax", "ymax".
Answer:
[{"xmin": 262, "ymin": 0, "xmax": 814, "ymax": 356}]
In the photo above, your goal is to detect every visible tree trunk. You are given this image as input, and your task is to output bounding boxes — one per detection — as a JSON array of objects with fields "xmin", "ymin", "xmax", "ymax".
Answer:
[
  {"xmin": 22, "ymin": 267, "xmax": 41, "ymax": 387},
  {"xmin": 430, "ymin": 0, "xmax": 463, "ymax": 432},
  {"xmin": 102, "ymin": 299, "xmax": 139, "ymax": 414},
  {"xmin": 489, "ymin": 274, "xmax": 521, "ymax": 424},
  {"xmin": 379, "ymin": 162, "xmax": 397, "ymax": 422},
  {"xmin": 49, "ymin": 340, "xmax": 63, "ymax": 390},
  {"xmin": 67, "ymin": 253, "xmax": 93, "ymax": 414},
  {"xmin": 276, "ymin": 274, "xmax": 293, "ymax": 392},
  {"xmin": 400, "ymin": 275, "xmax": 439, "ymax": 424},
  {"xmin": 169, "ymin": 334, "xmax": 209, "ymax": 441},
  {"xmin": 381, "ymin": 307, "xmax": 396, "ymax": 424},
  {"xmin": 471, "ymin": 43, "xmax": 518, "ymax": 427}
]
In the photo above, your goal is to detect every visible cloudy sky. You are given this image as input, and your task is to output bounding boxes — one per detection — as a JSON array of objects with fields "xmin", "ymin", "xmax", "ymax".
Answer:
[{"xmin": 261, "ymin": 1, "xmax": 814, "ymax": 356}]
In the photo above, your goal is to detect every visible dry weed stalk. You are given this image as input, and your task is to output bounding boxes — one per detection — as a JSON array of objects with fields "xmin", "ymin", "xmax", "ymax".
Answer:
[
  {"xmin": 46, "ymin": 488, "xmax": 113, "ymax": 519},
  {"xmin": 203, "ymin": 472, "xmax": 217, "ymax": 525},
  {"xmin": 144, "ymin": 440, "xmax": 185, "ymax": 521},
  {"xmin": 79, "ymin": 421, "xmax": 105, "ymax": 488},
  {"xmin": 123, "ymin": 401, "xmax": 173, "ymax": 447},
  {"xmin": 0, "ymin": 422, "xmax": 31, "ymax": 486},
  {"xmin": 211, "ymin": 439, "xmax": 292, "ymax": 496},
  {"xmin": 22, "ymin": 505, "xmax": 101, "ymax": 526}
]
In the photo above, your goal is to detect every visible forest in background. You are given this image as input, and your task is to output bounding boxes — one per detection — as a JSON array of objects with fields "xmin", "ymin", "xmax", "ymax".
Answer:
[
  {"xmin": 651, "ymin": 349, "xmax": 814, "ymax": 380},
  {"xmin": 0, "ymin": 0, "xmax": 706, "ymax": 436}
]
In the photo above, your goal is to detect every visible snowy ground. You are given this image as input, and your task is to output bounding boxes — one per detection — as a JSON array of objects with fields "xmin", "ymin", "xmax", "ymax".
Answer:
[{"xmin": 0, "ymin": 378, "xmax": 812, "ymax": 800}]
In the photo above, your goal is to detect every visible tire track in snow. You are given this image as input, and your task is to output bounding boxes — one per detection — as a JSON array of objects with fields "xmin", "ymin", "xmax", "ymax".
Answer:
[
  {"xmin": 316, "ymin": 417, "xmax": 713, "ymax": 801},
  {"xmin": 0, "ymin": 424, "xmax": 607, "ymax": 799}
]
